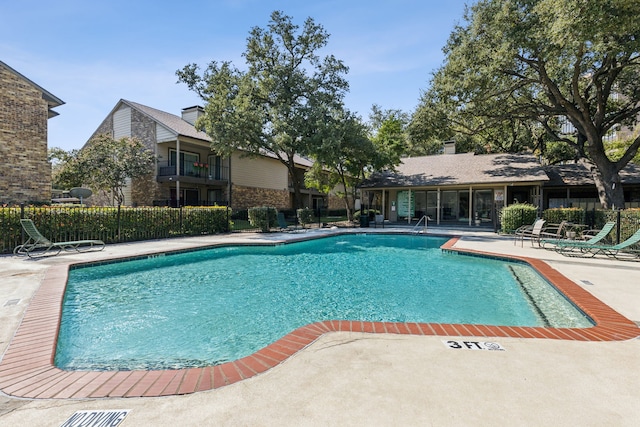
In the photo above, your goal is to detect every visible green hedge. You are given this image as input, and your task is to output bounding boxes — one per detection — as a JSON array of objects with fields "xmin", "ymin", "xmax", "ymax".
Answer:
[
  {"xmin": 601, "ymin": 208, "xmax": 640, "ymax": 242},
  {"xmin": 500, "ymin": 205, "xmax": 640, "ymax": 241},
  {"xmin": 247, "ymin": 206, "xmax": 278, "ymax": 232},
  {"xmin": 500, "ymin": 203, "xmax": 539, "ymax": 233},
  {"xmin": 542, "ymin": 207, "xmax": 585, "ymax": 225},
  {"xmin": 296, "ymin": 207, "xmax": 314, "ymax": 228},
  {"xmin": 1, "ymin": 206, "xmax": 231, "ymax": 254}
]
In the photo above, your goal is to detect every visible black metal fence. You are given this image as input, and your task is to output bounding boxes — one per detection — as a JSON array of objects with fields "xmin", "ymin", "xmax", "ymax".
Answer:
[
  {"xmin": 0, "ymin": 205, "xmax": 351, "ymax": 254},
  {"xmin": 500, "ymin": 206, "xmax": 640, "ymax": 244},
  {"xmin": 1, "ymin": 205, "xmax": 231, "ymax": 254}
]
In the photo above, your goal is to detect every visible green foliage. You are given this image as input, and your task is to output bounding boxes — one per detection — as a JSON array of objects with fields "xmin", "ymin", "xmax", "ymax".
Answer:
[
  {"xmin": 415, "ymin": 0, "xmax": 640, "ymax": 208},
  {"xmin": 296, "ymin": 207, "xmax": 314, "ymax": 227},
  {"xmin": 77, "ymin": 134, "xmax": 156, "ymax": 206},
  {"xmin": 500, "ymin": 203, "xmax": 539, "ymax": 233},
  {"xmin": 601, "ymin": 208, "xmax": 640, "ymax": 242},
  {"xmin": 305, "ymin": 109, "xmax": 380, "ymax": 221},
  {"xmin": 177, "ymin": 10, "xmax": 349, "ymax": 208},
  {"xmin": 369, "ymin": 105, "xmax": 408, "ymax": 167},
  {"xmin": 49, "ymin": 147, "xmax": 84, "ymax": 190},
  {"xmin": 605, "ymin": 137, "xmax": 640, "ymax": 165},
  {"xmin": 248, "ymin": 206, "xmax": 278, "ymax": 232},
  {"xmin": 2, "ymin": 206, "xmax": 230, "ymax": 253},
  {"xmin": 542, "ymin": 208, "xmax": 585, "ymax": 225},
  {"xmin": 544, "ymin": 141, "xmax": 578, "ymax": 165}
]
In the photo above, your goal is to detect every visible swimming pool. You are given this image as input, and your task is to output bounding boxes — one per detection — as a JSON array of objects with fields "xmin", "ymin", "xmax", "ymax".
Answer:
[{"xmin": 55, "ymin": 234, "xmax": 592, "ymax": 371}]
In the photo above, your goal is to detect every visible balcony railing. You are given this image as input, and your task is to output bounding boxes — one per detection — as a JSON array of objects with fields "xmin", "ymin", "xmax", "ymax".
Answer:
[{"xmin": 157, "ymin": 161, "xmax": 229, "ymax": 181}]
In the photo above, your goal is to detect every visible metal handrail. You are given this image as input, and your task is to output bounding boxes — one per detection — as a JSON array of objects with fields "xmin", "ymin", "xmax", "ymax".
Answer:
[{"xmin": 412, "ymin": 215, "xmax": 431, "ymax": 234}]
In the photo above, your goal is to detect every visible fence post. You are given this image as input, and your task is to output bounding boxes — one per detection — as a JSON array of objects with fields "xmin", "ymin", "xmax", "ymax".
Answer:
[
  {"xmin": 19, "ymin": 203, "xmax": 25, "ymax": 243},
  {"xmin": 616, "ymin": 209, "xmax": 621, "ymax": 244},
  {"xmin": 179, "ymin": 205, "xmax": 184, "ymax": 235}
]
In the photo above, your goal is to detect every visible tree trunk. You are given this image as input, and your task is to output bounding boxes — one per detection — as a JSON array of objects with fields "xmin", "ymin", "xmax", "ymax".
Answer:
[
  {"xmin": 583, "ymin": 155, "xmax": 625, "ymax": 210},
  {"xmin": 338, "ymin": 173, "xmax": 354, "ymax": 222},
  {"xmin": 289, "ymin": 168, "xmax": 304, "ymax": 209}
]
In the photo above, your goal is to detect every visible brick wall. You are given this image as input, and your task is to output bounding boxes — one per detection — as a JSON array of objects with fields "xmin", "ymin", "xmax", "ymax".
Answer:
[
  {"xmin": 232, "ymin": 184, "xmax": 290, "ymax": 210},
  {"xmin": 0, "ymin": 64, "xmax": 52, "ymax": 203}
]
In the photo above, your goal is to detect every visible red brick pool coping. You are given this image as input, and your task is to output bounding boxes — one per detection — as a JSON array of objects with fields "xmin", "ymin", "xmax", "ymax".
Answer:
[{"xmin": 1, "ymin": 237, "xmax": 638, "ymax": 399}]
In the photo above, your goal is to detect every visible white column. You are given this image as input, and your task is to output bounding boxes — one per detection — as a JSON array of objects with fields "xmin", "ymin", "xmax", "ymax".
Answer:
[
  {"xmin": 176, "ymin": 138, "xmax": 181, "ymax": 207},
  {"xmin": 437, "ymin": 188, "xmax": 441, "ymax": 225},
  {"xmin": 469, "ymin": 185, "xmax": 473, "ymax": 226},
  {"xmin": 407, "ymin": 189, "xmax": 411, "ymax": 224}
]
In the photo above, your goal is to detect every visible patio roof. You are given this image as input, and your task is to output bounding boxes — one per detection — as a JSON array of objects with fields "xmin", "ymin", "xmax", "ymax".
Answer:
[{"xmin": 543, "ymin": 162, "xmax": 640, "ymax": 186}]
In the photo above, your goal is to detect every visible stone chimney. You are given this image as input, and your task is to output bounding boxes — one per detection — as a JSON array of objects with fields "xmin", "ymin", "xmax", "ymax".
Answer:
[
  {"xmin": 181, "ymin": 106, "xmax": 204, "ymax": 125},
  {"xmin": 443, "ymin": 140, "xmax": 456, "ymax": 154}
]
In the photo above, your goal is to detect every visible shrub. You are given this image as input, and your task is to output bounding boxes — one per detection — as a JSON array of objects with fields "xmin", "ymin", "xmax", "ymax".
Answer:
[
  {"xmin": 602, "ymin": 208, "xmax": 640, "ymax": 241},
  {"xmin": 1, "ymin": 205, "xmax": 231, "ymax": 253},
  {"xmin": 500, "ymin": 203, "xmax": 538, "ymax": 233},
  {"xmin": 542, "ymin": 207, "xmax": 585, "ymax": 225},
  {"xmin": 297, "ymin": 208, "xmax": 314, "ymax": 228},
  {"xmin": 248, "ymin": 206, "xmax": 277, "ymax": 232}
]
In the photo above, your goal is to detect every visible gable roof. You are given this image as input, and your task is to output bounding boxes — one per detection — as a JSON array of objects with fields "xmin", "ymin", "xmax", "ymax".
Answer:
[
  {"xmin": 121, "ymin": 99, "xmax": 210, "ymax": 141},
  {"xmin": 360, "ymin": 153, "xmax": 549, "ymax": 188},
  {"xmin": 0, "ymin": 60, "xmax": 64, "ymax": 118},
  {"xmin": 117, "ymin": 99, "xmax": 313, "ymax": 168}
]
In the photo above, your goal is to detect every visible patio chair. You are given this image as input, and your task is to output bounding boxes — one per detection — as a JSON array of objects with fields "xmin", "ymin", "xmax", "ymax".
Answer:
[
  {"xmin": 14, "ymin": 219, "xmax": 105, "ymax": 258},
  {"xmin": 277, "ymin": 212, "xmax": 295, "ymax": 232},
  {"xmin": 535, "ymin": 221, "xmax": 569, "ymax": 246},
  {"xmin": 557, "ymin": 227, "xmax": 640, "ymax": 260},
  {"xmin": 541, "ymin": 221, "xmax": 615, "ymax": 250},
  {"xmin": 514, "ymin": 219, "xmax": 546, "ymax": 246}
]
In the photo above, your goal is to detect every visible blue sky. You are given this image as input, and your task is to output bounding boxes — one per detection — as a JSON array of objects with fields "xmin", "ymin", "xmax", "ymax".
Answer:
[{"xmin": 1, "ymin": 0, "xmax": 469, "ymax": 151}]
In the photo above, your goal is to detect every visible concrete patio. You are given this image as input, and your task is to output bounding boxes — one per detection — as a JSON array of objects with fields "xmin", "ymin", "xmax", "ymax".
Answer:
[{"xmin": 1, "ymin": 227, "xmax": 638, "ymax": 426}]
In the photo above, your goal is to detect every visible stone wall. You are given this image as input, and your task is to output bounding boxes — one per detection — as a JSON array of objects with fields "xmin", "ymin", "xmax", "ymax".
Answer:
[
  {"xmin": 0, "ymin": 64, "xmax": 52, "ymax": 203},
  {"xmin": 232, "ymin": 184, "xmax": 290, "ymax": 210},
  {"xmin": 90, "ymin": 115, "xmax": 113, "ymax": 140},
  {"xmin": 130, "ymin": 109, "xmax": 162, "ymax": 205},
  {"xmin": 131, "ymin": 173, "xmax": 162, "ymax": 206},
  {"xmin": 327, "ymin": 195, "xmax": 345, "ymax": 210}
]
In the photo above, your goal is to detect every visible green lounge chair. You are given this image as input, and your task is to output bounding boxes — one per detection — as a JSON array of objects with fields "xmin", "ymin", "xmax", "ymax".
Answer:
[
  {"xmin": 14, "ymin": 219, "xmax": 105, "ymax": 258},
  {"xmin": 541, "ymin": 221, "xmax": 615, "ymax": 250},
  {"xmin": 557, "ymin": 227, "xmax": 640, "ymax": 259},
  {"xmin": 277, "ymin": 212, "xmax": 295, "ymax": 232}
]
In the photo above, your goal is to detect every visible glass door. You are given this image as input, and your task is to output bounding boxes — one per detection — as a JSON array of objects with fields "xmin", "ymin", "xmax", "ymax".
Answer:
[
  {"xmin": 458, "ymin": 191, "xmax": 470, "ymax": 221},
  {"xmin": 474, "ymin": 190, "xmax": 493, "ymax": 222},
  {"xmin": 441, "ymin": 191, "xmax": 457, "ymax": 220}
]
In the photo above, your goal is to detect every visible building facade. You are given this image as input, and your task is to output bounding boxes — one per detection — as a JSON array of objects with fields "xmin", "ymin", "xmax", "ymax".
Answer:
[
  {"xmin": 86, "ymin": 99, "xmax": 327, "ymax": 210},
  {"xmin": 0, "ymin": 61, "xmax": 64, "ymax": 204},
  {"xmin": 360, "ymin": 152, "xmax": 640, "ymax": 227}
]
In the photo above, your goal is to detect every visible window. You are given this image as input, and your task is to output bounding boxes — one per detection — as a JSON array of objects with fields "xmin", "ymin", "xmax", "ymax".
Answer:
[{"xmin": 169, "ymin": 150, "xmax": 199, "ymax": 176}]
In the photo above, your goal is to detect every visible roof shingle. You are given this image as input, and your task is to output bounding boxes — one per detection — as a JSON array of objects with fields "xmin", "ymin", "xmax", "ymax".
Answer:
[{"xmin": 360, "ymin": 153, "xmax": 549, "ymax": 188}]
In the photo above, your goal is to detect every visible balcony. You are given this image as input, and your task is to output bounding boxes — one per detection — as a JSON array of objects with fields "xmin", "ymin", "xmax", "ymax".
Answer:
[{"xmin": 157, "ymin": 161, "xmax": 229, "ymax": 185}]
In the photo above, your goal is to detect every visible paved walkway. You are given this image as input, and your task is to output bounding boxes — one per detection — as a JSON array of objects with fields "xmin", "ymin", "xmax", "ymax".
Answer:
[{"xmin": 0, "ymin": 228, "xmax": 638, "ymax": 426}]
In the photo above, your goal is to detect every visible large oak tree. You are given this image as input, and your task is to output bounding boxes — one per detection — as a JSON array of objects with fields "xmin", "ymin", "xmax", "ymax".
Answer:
[
  {"xmin": 177, "ymin": 11, "xmax": 349, "ymax": 208},
  {"xmin": 413, "ymin": 0, "xmax": 640, "ymax": 208}
]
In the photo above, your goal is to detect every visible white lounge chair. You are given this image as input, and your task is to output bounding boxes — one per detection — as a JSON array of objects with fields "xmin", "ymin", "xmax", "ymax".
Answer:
[{"xmin": 14, "ymin": 219, "xmax": 105, "ymax": 258}]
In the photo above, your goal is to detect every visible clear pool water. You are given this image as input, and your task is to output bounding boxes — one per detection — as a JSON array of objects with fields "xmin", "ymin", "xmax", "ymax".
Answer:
[{"xmin": 55, "ymin": 234, "xmax": 592, "ymax": 371}]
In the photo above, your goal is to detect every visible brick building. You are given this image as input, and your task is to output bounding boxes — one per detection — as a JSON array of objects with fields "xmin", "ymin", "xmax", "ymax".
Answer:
[
  {"xmin": 86, "ymin": 99, "xmax": 335, "ymax": 210},
  {"xmin": 0, "ymin": 61, "xmax": 64, "ymax": 204}
]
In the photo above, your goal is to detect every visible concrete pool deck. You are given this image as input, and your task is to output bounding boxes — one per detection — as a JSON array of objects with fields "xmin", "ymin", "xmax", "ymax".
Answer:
[{"xmin": 1, "ymin": 227, "xmax": 639, "ymax": 426}]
